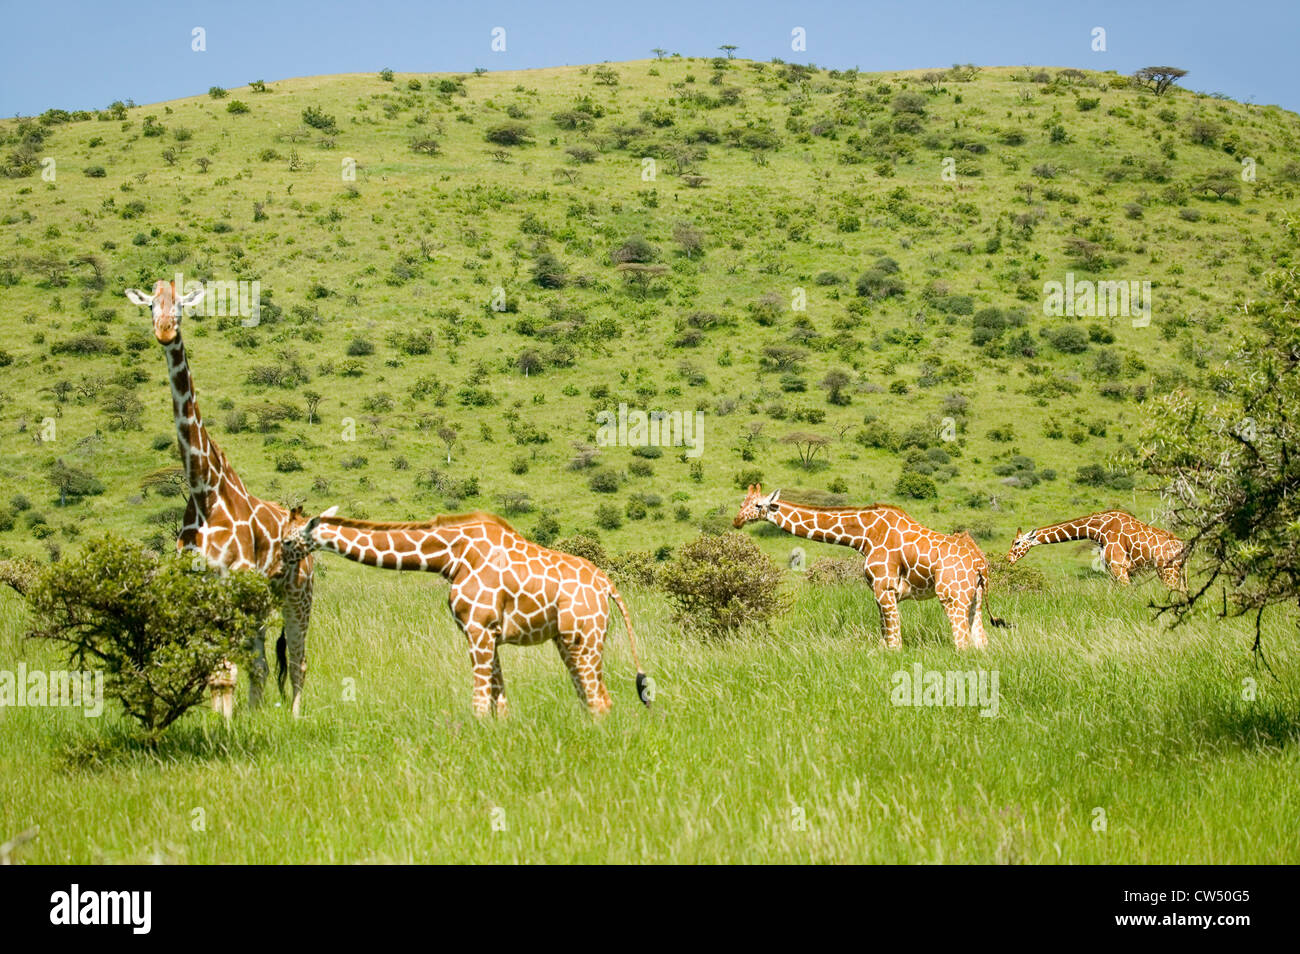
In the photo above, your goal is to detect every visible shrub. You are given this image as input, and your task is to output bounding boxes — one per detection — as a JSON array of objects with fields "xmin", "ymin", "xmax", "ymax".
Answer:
[
  {"xmin": 988, "ymin": 559, "xmax": 1048, "ymax": 593},
  {"xmin": 594, "ymin": 503, "xmax": 623, "ymax": 530},
  {"xmin": 225, "ymin": 100, "xmax": 249, "ymax": 115},
  {"xmin": 606, "ymin": 551, "xmax": 660, "ymax": 588},
  {"xmin": 301, "ymin": 105, "xmax": 336, "ymax": 130},
  {"xmin": 553, "ymin": 534, "xmax": 607, "ymax": 566},
  {"xmin": 895, "ymin": 471, "xmax": 938, "ymax": 499},
  {"xmin": 1045, "ymin": 324, "xmax": 1089, "ymax": 354},
  {"xmin": 807, "ymin": 557, "xmax": 864, "ymax": 585},
  {"xmin": 659, "ymin": 533, "xmax": 788, "ymax": 635},
  {"xmin": 485, "ymin": 122, "xmax": 532, "ymax": 146},
  {"xmin": 25, "ymin": 535, "xmax": 274, "ymax": 734},
  {"xmin": 588, "ymin": 468, "xmax": 621, "ymax": 493},
  {"xmin": 532, "ymin": 512, "xmax": 560, "ymax": 547}
]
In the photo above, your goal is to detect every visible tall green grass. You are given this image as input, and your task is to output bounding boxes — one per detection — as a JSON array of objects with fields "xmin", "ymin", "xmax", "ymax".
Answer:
[{"xmin": 2, "ymin": 561, "xmax": 1296, "ymax": 863}]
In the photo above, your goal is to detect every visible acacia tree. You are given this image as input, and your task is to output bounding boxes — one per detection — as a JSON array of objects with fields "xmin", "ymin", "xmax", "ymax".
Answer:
[
  {"xmin": 1138, "ymin": 267, "xmax": 1300, "ymax": 650},
  {"xmin": 1133, "ymin": 66, "xmax": 1187, "ymax": 96},
  {"xmin": 782, "ymin": 432, "xmax": 831, "ymax": 469}
]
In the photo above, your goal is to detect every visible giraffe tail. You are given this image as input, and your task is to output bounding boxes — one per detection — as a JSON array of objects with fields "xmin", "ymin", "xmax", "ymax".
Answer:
[
  {"xmin": 275, "ymin": 630, "xmax": 288, "ymax": 699},
  {"xmin": 980, "ymin": 571, "xmax": 1011, "ymax": 629},
  {"xmin": 609, "ymin": 584, "xmax": 651, "ymax": 707}
]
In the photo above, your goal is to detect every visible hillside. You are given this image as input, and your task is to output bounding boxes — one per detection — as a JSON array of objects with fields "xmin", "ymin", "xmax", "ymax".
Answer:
[{"xmin": 1, "ymin": 59, "xmax": 1297, "ymax": 573}]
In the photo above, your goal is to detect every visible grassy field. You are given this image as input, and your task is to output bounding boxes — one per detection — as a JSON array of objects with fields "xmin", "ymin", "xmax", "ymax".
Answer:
[
  {"xmin": 2, "ymin": 59, "xmax": 1298, "ymax": 865},
  {"xmin": 3, "ymin": 560, "xmax": 1297, "ymax": 864}
]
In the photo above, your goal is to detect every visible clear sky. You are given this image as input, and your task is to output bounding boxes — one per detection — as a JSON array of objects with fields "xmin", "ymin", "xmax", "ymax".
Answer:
[{"xmin": 1, "ymin": 0, "xmax": 1294, "ymax": 116}]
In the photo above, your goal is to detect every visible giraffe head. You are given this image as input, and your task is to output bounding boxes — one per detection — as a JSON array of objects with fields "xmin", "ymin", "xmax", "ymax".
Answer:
[
  {"xmin": 1006, "ymin": 527, "xmax": 1038, "ymax": 564},
  {"xmin": 733, "ymin": 484, "xmax": 782, "ymax": 528},
  {"xmin": 124, "ymin": 280, "xmax": 204, "ymax": 345},
  {"xmin": 280, "ymin": 505, "xmax": 339, "ymax": 568}
]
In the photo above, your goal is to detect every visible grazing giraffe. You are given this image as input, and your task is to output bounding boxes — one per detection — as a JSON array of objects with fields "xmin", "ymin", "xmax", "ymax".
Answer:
[
  {"xmin": 125, "ymin": 280, "xmax": 317, "ymax": 717},
  {"xmin": 281, "ymin": 508, "xmax": 650, "ymax": 717},
  {"xmin": 1007, "ymin": 511, "xmax": 1187, "ymax": 593},
  {"xmin": 734, "ymin": 485, "xmax": 1008, "ymax": 648}
]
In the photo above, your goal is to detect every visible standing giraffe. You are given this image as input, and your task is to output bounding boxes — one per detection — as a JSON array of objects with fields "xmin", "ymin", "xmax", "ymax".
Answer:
[
  {"xmin": 125, "ymin": 280, "xmax": 316, "ymax": 717},
  {"xmin": 734, "ymin": 484, "xmax": 1008, "ymax": 648},
  {"xmin": 1007, "ymin": 511, "xmax": 1187, "ymax": 592},
  {"xmin": 280, "ymin": 508, "xmax": 650, "ymax": 717}
]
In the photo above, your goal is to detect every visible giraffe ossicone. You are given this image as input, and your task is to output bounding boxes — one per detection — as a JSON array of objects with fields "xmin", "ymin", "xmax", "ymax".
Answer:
[
  {"xmin": 283, "ymin": 508, "xmax": 651, "ymax": 717},
  {"xmin": 126, "ymin": 279, "xmax": 319, "ymax": 718},
  {"xmin": 734, "ymin": 483, "xmax": 1009, "ymax": 649}
]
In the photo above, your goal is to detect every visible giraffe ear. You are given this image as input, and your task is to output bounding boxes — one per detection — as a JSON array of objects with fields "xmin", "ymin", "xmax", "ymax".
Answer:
[
  {"xmin": 768, "ymin": 490, "xmax": 781, "ymax": 505},
  {"xmin": 178, "ymin": 286, "xmax": 205, "ymax": 309},
  {"xmin": 125, "ymin": 288, "xmax": 153, "ymax": 306},
  {"xmin": 320, "ymin": 505, "xmax": 339, "ymax": 518}
]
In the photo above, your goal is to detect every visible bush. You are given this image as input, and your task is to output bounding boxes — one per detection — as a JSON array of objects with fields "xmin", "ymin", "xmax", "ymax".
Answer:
[
  {"xmin": 807, "ymin": 557, "xmax": 863, "ymax": 585},
  {"xmin": 606, "ymin": 551, "xmax": 660, "ymax": 588},
  {"xmin": 594, "ymin": 503, "xmax": 623, "ymax": 530},
  {"xmin": 485, "ymin": 122, "xmax": 532, "ymax": 146},
  {"xmin": 659, "ymin": 533, "xmax": 788, "ymax": 635},
  {"xmin": 532, "ymin": 512, "xmax": 560, "ymax": 547},
  {"xmin": 301, "ymin": 105, "xmax": 336, "ymax": 130},
  {"xmin": 895, "ymin": 471, "xmax": 938, "ymax": 499},
  {"xmin": 25, "ymin": 535, "xmax": 274, "ymax": 735},
  {"xmin": 1045, "ymin": 324, "xmax": 1089, "ymax": 354},
  {"xmin": 987, "ymin": 559, "xmax": 1047, "ymax": 593},
  {"xmin": 588, "ymin": 468, "xmax": 621, "ymax": 493},
  {"xmin": 553, "ymin": 534, "xmax": 607, "ymax": 566}
]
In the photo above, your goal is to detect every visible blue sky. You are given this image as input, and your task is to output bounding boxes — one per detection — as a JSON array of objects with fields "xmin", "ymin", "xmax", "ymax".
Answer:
[{"xmin": 1, "ymin": 0, "xmax": 1293, "ymax": 116}]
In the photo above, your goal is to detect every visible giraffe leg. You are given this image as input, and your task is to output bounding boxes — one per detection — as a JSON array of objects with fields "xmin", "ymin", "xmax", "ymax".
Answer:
[
  {"xmin": 874, "ymin": 586, "xmax": 903, "ymax": 649},
  {"xmin": 1158, "ymin": 565, "xmax": 1186, "ymax": 595},
  {"xmin": 460, "ymin": 620, "xmax": 497, "ymax": 719},
  {"xmin": 282, "ymin": 580, "xmax": 312, "ymax": 718},
  {"xmin": 247, "ymin": 625, "xmax": 269, "ymax": 710},
  {"xmin": 556, "ymin": 628, "xmax": 611, "ymax": 716},
  {"xmin": 943, "ymin": 597, "xmax": 972, "ymax": 650},
  {"xmin": 490, "ymin": 650, "xmax": 508, "ymax": 718}
]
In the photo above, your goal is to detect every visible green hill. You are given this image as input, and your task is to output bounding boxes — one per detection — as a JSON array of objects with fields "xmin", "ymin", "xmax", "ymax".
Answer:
[{"xmin": 1, "ymin": 59, "xmax": 1296, "ymax": 573}]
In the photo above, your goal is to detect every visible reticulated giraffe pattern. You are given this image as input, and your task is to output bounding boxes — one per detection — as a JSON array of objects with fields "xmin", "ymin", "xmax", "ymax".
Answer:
[
  {"xmin": 734, "ymin": 484, "xmax": 1007, "ymax": 648},
  {"xmin": 1007, "ymin": 510, "xmax": 1187, "ymax": 592},
  {"xmin": 282, "ymin": 509, "xmax": 649, "ymax": 717},
  {"xmin": 125, "ymin": 280, "xmax": 317, "ymax": 717}
]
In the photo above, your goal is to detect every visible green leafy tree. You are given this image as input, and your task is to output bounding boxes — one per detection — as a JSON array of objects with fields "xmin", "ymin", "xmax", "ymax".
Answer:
[
  {"xmin": 25, "ymin": 536, "xmax": 274, "ymax": 735},
  {"xmin": 1138, "ymin": 266, "xmax": 1300, "ymax": 649}
]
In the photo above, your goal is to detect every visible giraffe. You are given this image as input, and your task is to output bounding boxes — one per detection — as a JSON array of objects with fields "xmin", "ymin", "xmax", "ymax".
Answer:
[
  {"xmin": 125, "ymin": 280, "xmax": 317, "ymax": 717},
  {"xmin": 733, "ymin": 484, "xmax": 1008, "ymax": 648},
  {"xmin": 280, "ymin": 507, "xmax": 651, "ymax": 717},
  {"xmin": 1007, "ymin": 511, "xmax": 1187, "ymax": 593}
]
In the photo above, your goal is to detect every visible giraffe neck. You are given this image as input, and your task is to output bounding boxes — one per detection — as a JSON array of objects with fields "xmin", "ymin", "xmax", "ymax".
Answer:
[
  {"xmin": 767, "ymin": 503, "xmax": 876, "ymax": 551},
  {"xmin": 163, "ymin": 335, "xmax": 245, "ymax": 506},
  {"xmin": 310, "ymin": 519, "xmax": 467, "ymax": 578},
  {"xmin": 1031, "ymin": 515, "xmax": 1109, "ymax": 546}
]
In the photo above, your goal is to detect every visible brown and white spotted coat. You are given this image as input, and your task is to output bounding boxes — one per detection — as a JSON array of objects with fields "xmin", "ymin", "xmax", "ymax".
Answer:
[
  {"xmin": 281, "ymin": 509, "xmax": 649, "ymax": 717},
  {"xmin": 734, "ymin": 484, "xmax": 1007, "ymax": 648},
  {"xmin": 126, "ymin": 280, "xmax": 317, "ymax": 717},
  {"xmin": 1007, "ymin": 510, "xmax": 1187, "ymax": 593}
]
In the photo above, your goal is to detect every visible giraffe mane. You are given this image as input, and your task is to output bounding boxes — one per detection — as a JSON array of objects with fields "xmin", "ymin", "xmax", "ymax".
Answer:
[
  {"xmin": 317, "ymin": 511, "xmax": 520, "ymax": 534},
  {"xmin": 779, "ymin": 501, "xmax": 911, "ymax": 515}
]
